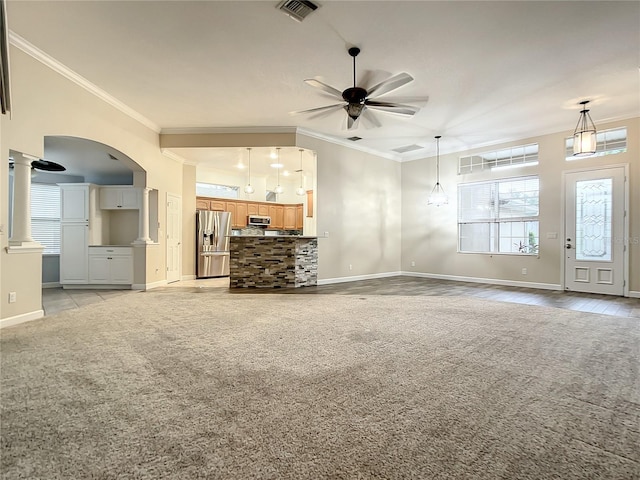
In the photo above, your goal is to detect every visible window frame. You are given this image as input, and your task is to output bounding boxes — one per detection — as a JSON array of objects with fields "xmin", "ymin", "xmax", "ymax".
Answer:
[{"xmin": 457, "ymin": 176, "xmax": 540, "ymax": 256}]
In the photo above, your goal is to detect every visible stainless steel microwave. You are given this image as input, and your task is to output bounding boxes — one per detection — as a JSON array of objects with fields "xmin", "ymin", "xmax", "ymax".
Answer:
[{"xmin": 248, "ymin": 215, "xmax": 271, "ymax": 226}]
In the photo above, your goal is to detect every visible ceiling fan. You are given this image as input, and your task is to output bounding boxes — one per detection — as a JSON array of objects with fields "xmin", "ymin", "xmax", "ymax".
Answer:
[{"xmin": 293, "ymin": 47, "xmax": 424, "ymax": 129}]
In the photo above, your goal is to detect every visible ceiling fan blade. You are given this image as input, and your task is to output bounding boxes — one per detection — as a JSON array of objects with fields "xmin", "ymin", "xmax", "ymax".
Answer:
[
  {"xmin": 360, "ymin": 107, "xmax": 382, "ymax": 128},
  {"xmin": 290, "ymin": 103, "xmax": 345, "ymax": 117},
  {"xmin": 304, "ymin": 79, "xmax": 344, "ymax": 99},
  {"xmin": 367, "ymin": 72, "xmax": 414, "ymax": 98},
  {"xmin": 365, "ymin": 100, "xmax": 420, "ymax": 116}
]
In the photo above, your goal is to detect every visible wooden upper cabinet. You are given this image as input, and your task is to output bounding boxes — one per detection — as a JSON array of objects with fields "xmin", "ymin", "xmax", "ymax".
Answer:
[
  {"xmin": 269, "ymin": 205, "xmax": 284, "ymax": 229},
  {"xmin": 306, "ymin": 190, "xmax": 313, "ymax": 217},
  {"xmin": 283, "ymin": 206, "xmax": 297, "ymax": 230},
  {"xmin": 296, "ymin": 204, "xmax": 304, "ymax": 230},
  {"xmin": 196, "ymin": 198, "xmax": 210, "ymax": 210},
  {"xmin": 247, "ymin": 203, "xmax": 259, "ymax": 215},
  {"xmin": 210, "ymin": 200, "xmax": 225, "ymax": 211},
  {"xmin": 258, "ymin": 203, "xmax": 269, "ymax": 216},
  {"xmin": 225, "ymin": 202, "xmax": 237, "ymax": 224},
  {"xmin": 235, "ymin": 202, "xmax": 248, "ymax": 228}
]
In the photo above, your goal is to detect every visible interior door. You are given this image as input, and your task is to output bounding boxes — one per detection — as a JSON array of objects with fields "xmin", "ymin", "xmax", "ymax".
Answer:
[
  {"xmin": 564, "ymin": 167, "xmax": 626, "ymax": 295},
  {"xmin": 166, "ymin": 193, "xmax": 182, "ymax": 283}
]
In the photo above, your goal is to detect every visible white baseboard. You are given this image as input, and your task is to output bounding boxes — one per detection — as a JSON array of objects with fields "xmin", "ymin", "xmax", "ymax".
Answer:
[
  {"xmin": 1, "ymin": 309, "xmax": 45, "ymax": 329},
  {"xmin": 401, "ymin": 271, "xmax": 563, "ymax": 291},
  {"xmin": 62, "ymin": 284, "xmax": 131, "ymax": 290},
  {"xmin": 629, "ymin": 291, "xmax": 640, "ymax": 299},
  {"xmin": 317, "ymin": 271, "xmax": 402, "ymax": 286},
  {"xmin": 132, "ymin": 279, "xmax": 168, "ymax": 291},
  {"xmin": 42, "ymin": 282, "xmax": 61, "ymax": 289},
  {"xmin": 182, "ymin": 275, "xmax": 196, "ymax": 281}
]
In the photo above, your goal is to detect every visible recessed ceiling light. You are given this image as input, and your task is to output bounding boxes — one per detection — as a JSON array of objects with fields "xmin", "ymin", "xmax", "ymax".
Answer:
[
  {"xmin": 283, "ymin": 170, "xmax": 290, "ymax": 176},
  {"xmin": 270, "ymin": 163, "xmax": 283, "ymax": 168}
]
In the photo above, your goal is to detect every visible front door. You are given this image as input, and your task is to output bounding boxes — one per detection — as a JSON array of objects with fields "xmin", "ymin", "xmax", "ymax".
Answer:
[
  {"xmin": 166, "ymin": 193, "xmax": 182, "ymax": 284},
  {"xmin": 564, "ymin": 166, "xmax": 626, "ymax": 295}
]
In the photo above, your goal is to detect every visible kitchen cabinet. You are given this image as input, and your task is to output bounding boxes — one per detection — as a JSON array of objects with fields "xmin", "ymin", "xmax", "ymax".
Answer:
[
  {"xmin": 225, "ymin": 202, "xmax": 237, "ymax": 224},
  {"xmin": 88, "ymin": 247, "xmax": 133, "ymax": 284},
  {"xmin": 247, "ymin": 203, "xmax": 259, "ymax": 215},
  {"xmin": 60, "ymin": 223, "xmax": 89, "ymax": 283},
  {"xmin": 283, "ymin": 206, "xmax": 297, "ymax": 230},
  {"xmin": 61, "ymin": 184, "xmax": 90, "ymax": 222},
  {"xmin": 100, "ymin": 186, "xmax": 140, "ymax": 210},
  {"xmin": 269, "ymin": 205, "xmax": 284, "ymax": 229},
  {"xmin": 196, "ymin": 198, "xmax": 210, "ymax": 210},
  {"xmin": 258, "ymin": 203, "xmax": 269, "ymax": 216},
  {"xmin": 235, "ymin": 202, "xmax": 248, "ymax": 228},
  {"xmin": 296, "ymin": 204, "xmax": 304, "ymax": 230},
  {"xmin": 211, "ymin": 200, "xmax": 225, "ymax": 211}
]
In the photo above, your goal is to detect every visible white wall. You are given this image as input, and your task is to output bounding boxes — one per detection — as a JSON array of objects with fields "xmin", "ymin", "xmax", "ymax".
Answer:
[{"xmin": 401, "ymin": 117, "xmax": 639, "ymax": 292}]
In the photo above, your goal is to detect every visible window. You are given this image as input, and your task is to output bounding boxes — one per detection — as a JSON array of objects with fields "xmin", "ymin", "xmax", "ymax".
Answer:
[
  {"xmin": 195, "ymin": 182, "xmax": 239, "ymax": 199},
  {"xmin": 565, "ymin": 127, "xmax": 627, "ymax": 160},
  {"xmin": 458, "ymin": 176, "xmax": 539, "ymax": 254},
  {"xmin": 30, "ymin": 183, "xmax": 61, "ymax": 254},
  {"xmin": 459, "ymin": 144, "xmax": 538, "ymax": 174}
]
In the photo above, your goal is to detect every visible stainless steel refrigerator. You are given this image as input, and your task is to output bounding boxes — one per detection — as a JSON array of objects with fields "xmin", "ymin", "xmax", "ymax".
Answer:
[{"xmin": 196, "ymin": 210, "xmax": 231, "ymax": 278}]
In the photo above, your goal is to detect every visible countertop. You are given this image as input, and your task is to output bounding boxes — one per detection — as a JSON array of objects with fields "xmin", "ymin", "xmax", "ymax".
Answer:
[{"xmin": 229, "ymin": 235, "xmax": 319, "ymax": 239}]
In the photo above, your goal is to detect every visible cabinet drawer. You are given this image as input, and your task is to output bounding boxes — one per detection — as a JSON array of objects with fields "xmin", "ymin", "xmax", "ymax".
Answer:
[{"xmin": 89, "ymin": 246, "xmax": 132, "ymax": 256}]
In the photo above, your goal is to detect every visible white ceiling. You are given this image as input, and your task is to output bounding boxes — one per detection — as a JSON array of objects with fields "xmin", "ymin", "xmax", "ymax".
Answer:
[{"xmin": 7, "ymin": 0, "xmax": 640, "ymax": 174}]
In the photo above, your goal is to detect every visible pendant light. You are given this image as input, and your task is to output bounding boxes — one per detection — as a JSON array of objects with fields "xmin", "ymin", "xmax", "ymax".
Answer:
[
  {"xmin": 274, "ymin": 147, "xmax": 284, "ymax": 194},
  {"xmin": 296, "ymin": 149, "xmax": 305, "ymax": 196},
  {"xmin": 572, "ymin": 100, "xmax": 597, "ymax": 156},
  {"xmin": 243, "ymin": 148, "xmax": 254, "ymax": 194},
  {"xmin": 427, "ymin": 135, "xmax": 448, "ymax": 206}
]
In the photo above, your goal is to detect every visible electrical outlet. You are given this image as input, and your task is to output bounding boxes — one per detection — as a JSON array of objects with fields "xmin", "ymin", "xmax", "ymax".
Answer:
[
  {"xmin": 9, "ymin": 292, "xmax": 16, "ymax": 303},
  {"xmin": 323, "ymin": 231, "xmax": 329, "ymax": 237},
  {"xmin": 411, "ymin": 261, "xmax": 416, "ymax": 267},
  {"xmin": 521, "ymin": 268, "xmax": 527, "ymax": 275},
  {"xmin": 349, "ymin": 264, "xmax": 353, "ymax": 271}
]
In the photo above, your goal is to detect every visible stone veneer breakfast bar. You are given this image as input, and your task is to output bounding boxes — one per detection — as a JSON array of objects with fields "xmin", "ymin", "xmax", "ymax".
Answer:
[{"xmin": 229, "ymin": 236, "xmax": 318, "ymax": 288}]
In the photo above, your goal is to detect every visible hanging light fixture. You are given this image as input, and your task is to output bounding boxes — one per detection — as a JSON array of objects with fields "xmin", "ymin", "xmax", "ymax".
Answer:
[
  {"xmin": 243, "ymin": 148, "xmax": 254, "ymax": 194},
  {"xmin": 573, "ymin": 100, "xmax": 597, "ymax": 157},
  {"xmin": 296, "ymin": 149, "xmax": 305, "ymax": 196},
  {"xmin": 427, "ymin": 135, "xmax": 448, "ymax": 206},
  {"xmin": 274, "ymin": 147, "xmax": 284, "ymax": 194}
]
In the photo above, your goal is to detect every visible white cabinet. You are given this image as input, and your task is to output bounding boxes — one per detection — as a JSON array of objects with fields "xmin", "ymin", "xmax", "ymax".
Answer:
[
  {"xmin": 61, "ymin": 183, "xmax": 90, "ymax": 222},
  {"xmin": 88, "ymin": 247, "xmax": 133, "ymax": 284},
  {"xmin": 60, "ymin": 223, "xmax": 89, "ymax": 283},
  {"xmin": 100, "ymin": 187, "xmax": 140, "ymax": 210}
]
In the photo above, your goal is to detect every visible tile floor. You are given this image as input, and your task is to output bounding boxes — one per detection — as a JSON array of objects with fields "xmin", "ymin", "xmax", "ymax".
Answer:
[{"xmin": 42, "ymin": 276, "xmax": 640, "ymax": 319}]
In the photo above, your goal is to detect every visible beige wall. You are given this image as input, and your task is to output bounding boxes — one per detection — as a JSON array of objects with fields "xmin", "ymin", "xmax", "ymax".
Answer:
[
  {"xmin": 182, "ymin": 164, "xmax": 196, "ymax": 278},
  {"xmin": 401, "ymin": 117, "xmax": 639, "ymax": 293},
  {"xmin": 297, "ymin": 134, "xmax": 402, "ymax": 281},
  {"xmin": 1, "ymin": 47, "xmax": 184, "ymax": 321}
]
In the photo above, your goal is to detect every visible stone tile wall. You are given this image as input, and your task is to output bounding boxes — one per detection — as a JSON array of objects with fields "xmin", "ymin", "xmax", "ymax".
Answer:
[{"xmin": 230, "ymin": 237, "xmax": 318, "ymax": 288}]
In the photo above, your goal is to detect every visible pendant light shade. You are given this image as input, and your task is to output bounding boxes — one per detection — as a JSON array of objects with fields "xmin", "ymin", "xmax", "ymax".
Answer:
[
  {"xmin": 244, "ymin": 148, "xmax": 254, "ymax": 194},
  {"xmin": 274, "ymin": 147, "xmax": 284, "ymax": 194},
  {"xmin": 573, "ymin": 100, "xmax": 597, "ymax": 157},
  {"xmin": 428, "ymin": 135, "xmax": 448, "ymax": 206},
  {"xmin": 296, "ymin": 149, "xmax": 305, "ymax": 196}
]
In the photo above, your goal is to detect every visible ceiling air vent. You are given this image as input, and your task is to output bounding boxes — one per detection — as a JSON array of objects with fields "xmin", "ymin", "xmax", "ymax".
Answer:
[
  {"xmin": 347, "ymin": 136, "xmax": 362, "ymax": 142},
  {"xmin": 392, "ymin": 144, "xmax": 424, "ymax": 154},
  {"xmin": 276, "ymin": 0, "xmax": 319, "ymax": 22}
]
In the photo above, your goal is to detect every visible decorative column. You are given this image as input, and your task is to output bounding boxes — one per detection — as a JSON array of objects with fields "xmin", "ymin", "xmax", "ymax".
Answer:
[
  {"xmin": 9, "ymin": 153, "xmax": 41, "ymax": 248},
  {"xmin": 135, "ymin": 187, "xmax": 152, "ymax": 243}
]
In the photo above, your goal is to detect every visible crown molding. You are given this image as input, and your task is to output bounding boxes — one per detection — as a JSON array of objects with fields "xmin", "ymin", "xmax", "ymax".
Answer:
[
  {"xmin": 161, "ymin": 148, "xmax": 197, "ymax": 166},
  {"xmin": 9, "ymin": 30, "xmax": 161, "ymax": 134}
]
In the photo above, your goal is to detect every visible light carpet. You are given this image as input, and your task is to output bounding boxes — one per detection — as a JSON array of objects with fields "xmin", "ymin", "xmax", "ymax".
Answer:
[{"xmin": 1, "ymin": 291, "xmax": 639, "ymax": 479}]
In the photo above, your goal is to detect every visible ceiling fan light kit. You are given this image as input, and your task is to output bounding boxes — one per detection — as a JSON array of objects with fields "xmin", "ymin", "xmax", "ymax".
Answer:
[
  {"xmin": 572, "ymin": 100, "xmax": 597, "ymax": 157},
  {"xmin": 296, "ymin": 46, "xmax": 422, "ymax": 130}
]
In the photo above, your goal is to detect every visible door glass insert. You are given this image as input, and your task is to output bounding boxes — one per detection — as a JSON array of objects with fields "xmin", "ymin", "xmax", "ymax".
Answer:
[{"xmin": 575, "ymin": 178, "xmax": 612, "ymax": 261}]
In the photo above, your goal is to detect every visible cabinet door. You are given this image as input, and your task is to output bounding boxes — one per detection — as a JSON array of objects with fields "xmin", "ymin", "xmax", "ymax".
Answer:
[
  {"xmin": 88, "ymin": 256, "xmax": 110, "ymax": 283},
  {"xmin": 247, "ymin": 203, "xmax": 259, "ymax": 215},
  {"xmin": 99, "ymin": 188, "xmax": 120, "ymax": 209},
  {"xmin": 258, "ymin": 203, "xmax": 269, "ymax": 216},
  {"xmin": 109, "ymin": 256, "xmax": 133, "ymax": 284},
  {"xmin": 196, "ymin": 198, "xmax": 210, "ymax": 210},
  {"xmin": 283, "ymin": 206, "xmax": 297, "ymax": 229},
  {"xmin": 60, "ymin": 223, "xmax": 88, "ymax": 283},
  {"xmin": 61, "ymin": 185, "xmax": 88, "ymax": 222},
  {"xmin": 211, "ymin": 200, "xmax": 225, "ymax": 211},
  {"xmin": 296, "ymin": 204, "xmax": 304, "ymax": 230},
  {"xmin": 119, "ymin": 188, "xmax": 140, "ymax": 209},
  {"xmin": 235, "ymin": 202, "xmax": 248, "ymax": 228},
  {"xmin": 225, "ymin": 202, "xmax": 237, "ymax": 224},
  {"xmin": 269, "ymin": 205, "xmax": 284, "ymax": 229}
]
